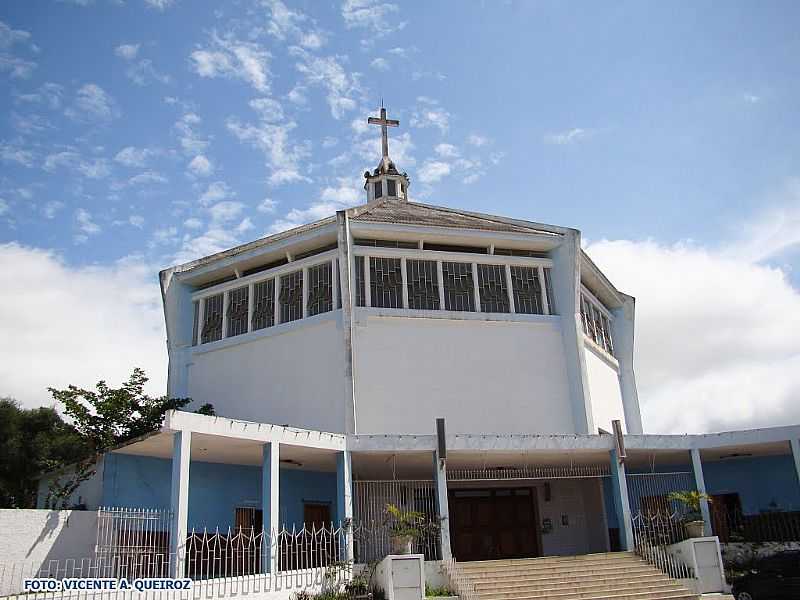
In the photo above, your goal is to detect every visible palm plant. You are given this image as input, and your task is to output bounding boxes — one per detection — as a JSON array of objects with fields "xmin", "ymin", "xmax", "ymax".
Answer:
[{"xmin": 668, "ymin": 490, "xmax": 711, "ymax": 522}]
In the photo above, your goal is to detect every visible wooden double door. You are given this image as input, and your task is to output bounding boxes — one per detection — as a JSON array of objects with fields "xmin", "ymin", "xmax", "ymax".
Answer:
[{"xmin": 449, "ymin": 487, "xmax": 541, "ymax": 562}]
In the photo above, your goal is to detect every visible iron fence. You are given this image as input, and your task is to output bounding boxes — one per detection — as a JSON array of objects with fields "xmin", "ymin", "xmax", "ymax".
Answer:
[
  {"xmin": 631, "ymin": 511, "xmax": 695, "ymax": 581},
  {"xmin": 711, "ymin": 509, "xmax": 800, "ymax": 543}
]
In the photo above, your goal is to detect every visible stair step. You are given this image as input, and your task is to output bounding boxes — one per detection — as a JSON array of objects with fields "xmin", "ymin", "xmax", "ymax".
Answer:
[
  {"xmin": 475, "ymin": 576, "xmax": 682, "ymax": 596},
  {"xmin": 479, "ymin": 581, "xmax": 687, "ymax": 600},
  {"xmin": 472, "ymin": 572, "xmax": 671, "ymax": 590},
  {"xmin": 463, "ymin": 564, "xmax": 660, "ymax": 581}
]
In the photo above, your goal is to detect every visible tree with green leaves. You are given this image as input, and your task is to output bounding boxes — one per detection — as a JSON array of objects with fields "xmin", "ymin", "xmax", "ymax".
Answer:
[
  {"xmin": 0, "ymin": 398, "xmax": 91, "ymax": 508},
  {"xmin": 40, "ymin": 368, "xmax": 214, "ymax": 508}
]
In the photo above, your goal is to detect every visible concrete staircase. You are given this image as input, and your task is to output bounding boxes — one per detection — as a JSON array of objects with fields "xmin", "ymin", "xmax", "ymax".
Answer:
[{"xmin": 458, "ymin": 552, "xmax": 698, "ymax": 600}]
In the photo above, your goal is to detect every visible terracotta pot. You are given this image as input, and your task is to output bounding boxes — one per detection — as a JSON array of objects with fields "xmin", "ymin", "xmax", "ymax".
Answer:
[
  {"xmin": 390, "ymin": 534, "xmax": 413, "ymax": 555},
  {"xmin": 685, "ymin": 520, "xmax": 705, "ymax": 538}
]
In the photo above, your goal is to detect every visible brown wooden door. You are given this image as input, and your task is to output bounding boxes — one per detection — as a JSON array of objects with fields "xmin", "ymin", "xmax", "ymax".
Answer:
[
  {"xmin": 449, "ymin": 488, "xmax": 540, "ymax": 561},
  {"xmin": 303, "ymin": 503, "xmax": 331, "ymax": 529}
]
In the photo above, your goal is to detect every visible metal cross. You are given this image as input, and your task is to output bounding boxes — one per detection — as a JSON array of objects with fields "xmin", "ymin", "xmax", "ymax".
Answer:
[{"xmin": 368, "ymin": 107, "xmax": 399, "ymax": 159}]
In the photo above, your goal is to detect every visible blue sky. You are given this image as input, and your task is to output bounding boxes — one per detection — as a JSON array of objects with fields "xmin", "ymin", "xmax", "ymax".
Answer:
[{"xmin": 2, "ymin": 0, "xmax": 800, "ymax": 433}]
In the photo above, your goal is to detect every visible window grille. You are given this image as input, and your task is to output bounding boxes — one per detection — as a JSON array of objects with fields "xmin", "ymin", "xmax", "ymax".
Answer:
[
  {"xmin": 369, "ymin": 257, "xmax": 403, "ymax": 308},
  {"xmin": 192, "ymin": 301, "xmax": 199, "ymax": 346},
  {"xmin": 510, "ymin": 266, "xmax": 543, "ymax": 314},
  {"xmin": 544, "ymin": 267, "xmax": 555, "ymax": 314},
  {"xmin": 279, "ymin": 270, "xmax": 303, "ymax": 323},
  {"xmin": 581, "ymin": 292, "xmax": 614, "ymax": 355},
  {"xmin": 406, "ymin": 259, "xmax": 440, "ymax": 310},
  {"xmin": 307, "ymin": 262, "xmax": 333, "ymax": 316},
  {"xmin": 441, "ymin": 261, "xmax": 475, "ymax": 311},
  {"xmin": 387, "ymin": 179, "xmax": 396, "ymax": 196},
  {"xmin": 252, "ymin": 279, "xmax": 275, "ymax": 330},
  {"xmin": 201, "ymin": 293, "xmax": 223, "ymax": 343},
  {"xmin": 226, "ymin": 286, "xmax": 249, "ymax": 338},
  {"xmin": 355, "ymin": 256, "xmax": 365, "ymax": 307},
  {"xmin": 477, "ymin": 264, "xmax": 510, "ymax": 313},
  {"xmin": 336, "ymin": 261, "xmax": 342, "ymax": 309}
]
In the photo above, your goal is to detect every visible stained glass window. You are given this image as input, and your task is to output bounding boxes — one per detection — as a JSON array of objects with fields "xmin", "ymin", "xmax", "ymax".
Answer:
[
  {"xmin": 279, "ymin": 271, "xmax": 303, "ymax": 323},
  {"xmin": 369, "ymin": 257, "xmax": 403, "ymax": 308},
  {"xmin": 407, "ymin": 259, "xmax": 440, "ymax": 310},
  {"xmin": 252, "ymin": 279, "xmax": 275, "ymax": 330},
  {"xmin": 441, "ymin": 261, "xmax": 475, "ymax": 312},
  {"xmin": 201, "ymin": 293, "xmax": 223, "ymax": 343},
  {"xmin": 308, "ymin": 262, "xmax": 333, "ymax": 316},
  {"xmin": 477, "ymin": 264, "xmax": 510, "ymax": 313},
  {"xmin": 510, "ymin": 266, "xmax": 543, "ymax": 315},
  {"xmin": 226, "ymin": 286, "xmax": 249, "ymax": 338}
]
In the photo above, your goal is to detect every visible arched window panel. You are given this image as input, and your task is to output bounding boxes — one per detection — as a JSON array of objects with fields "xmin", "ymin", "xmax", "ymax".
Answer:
[
  {"xmin": 226, "ymin": 286, "xmax": 249, "ymax": 338},
  {"xmin": 407, "ymin": 259, "xmax": 440, "ymax": 310},
  {"xmin": 441, "ymin": 261, "xmax": 475, "ymax": 312},
  {"xmin": 369, "ymin": 257, "xmax": 403, "ymax": 308},
  {"xmin": 252, "ymin": 279, "xmax": 275, "ymax": 331},
  {"xmin": 477, "ymin": 264, "xmax": 510, "ymax": 313}
]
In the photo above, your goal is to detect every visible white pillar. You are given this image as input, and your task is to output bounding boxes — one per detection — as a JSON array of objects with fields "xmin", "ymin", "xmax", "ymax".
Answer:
[
  {"xmin": 262, "ymin": 442, "xmax": 280, "ymax": 574},
  {"xmin": 609, "ymin": 448, "xmax": 634, "ymax": 551},
  {"xmin": 433, "ymin": 450, "xmax": 452, "ymax": 560},
  {"xmin": 691, "ymin": 448, "xmax": 712, "ymax": 536},
  {"xmin": 336, "ymin": 451, "xmax": 354, "ymax": 563},
  {"xmin": 169, "ymin": 431, "xmax": 191, "ymax": 577}
]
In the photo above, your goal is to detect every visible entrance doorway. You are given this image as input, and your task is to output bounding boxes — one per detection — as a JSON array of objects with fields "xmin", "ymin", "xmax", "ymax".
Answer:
[{"xmin": 449, "ymin": 487, "xmax": 541, "ymax": 561}]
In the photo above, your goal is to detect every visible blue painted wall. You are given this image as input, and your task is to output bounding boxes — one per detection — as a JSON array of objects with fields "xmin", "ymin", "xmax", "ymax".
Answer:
[
  {"xmin": 102, "ymin": 453, "xmax": 337, "ymax": 531},
  {"xmin": 703, "ymin": 455, "xmax": 800, "ymax": 514}
]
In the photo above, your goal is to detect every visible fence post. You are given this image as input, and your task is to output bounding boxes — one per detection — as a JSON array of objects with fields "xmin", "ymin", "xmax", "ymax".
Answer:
[
  {"xmin": 690, "ymin": 449, "xmax": 712, "ymax": 537},
  {"xmin": 336, "ymin": 450, "xmax": 354, "ymax": 563},
  {"xmin": 610, "ymin": 448, "xmax": 634, "ymax": 550},
  {"xmin": 262, "ymin": 442, "xmax": 280, "ymax": 574},
  {"xmin": 169, "ymin": 431, "xmax": 191, "ymax": 577}
]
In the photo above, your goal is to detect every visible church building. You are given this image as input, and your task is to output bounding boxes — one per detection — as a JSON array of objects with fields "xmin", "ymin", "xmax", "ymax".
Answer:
[{"xmin": 36, "ymin": 107, "xmax": 800, "ymax": 598}]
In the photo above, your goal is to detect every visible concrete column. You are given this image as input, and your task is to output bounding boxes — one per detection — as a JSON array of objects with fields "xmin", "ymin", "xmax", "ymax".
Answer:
[
  {"xmin": 336, "ymin": 451, "xmax": 355, "ymax": 562},
  {"xmin": 790, "ymin": 439, "xmax": 800, "ymax": 492},
  {"xmin": 169, "ymin": 431, "xmax": 191, "ymax": 577},
  {"xmin": 690, "ymin": 449, "xmax": 712, "ymax": 536},
  {"xmin": 433, "ymin": 450, "xmax": 452, "ymax": 560},
  {"xmin": 262, "ymin": 442, "xmax": 280, "ymax": 574},
  {"xmin": 609, "ymin": 448, "xmax": 634, "ymax": 551}
]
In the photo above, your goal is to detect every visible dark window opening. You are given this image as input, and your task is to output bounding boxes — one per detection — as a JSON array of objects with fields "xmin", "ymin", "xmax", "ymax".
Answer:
[
  {"xmin": 294, "ymin": 243, "xmax": 338, "ymax": 261},
  {"xmin": 252, "ymin": 279, "xmax": 275, "ymax": 330},
  {"xmin": 201, "ymin": 293, "xmax": 223, "ymax": 343},
  {"xmin": 423, "ymin": 242, "xmax": 487, "ymax": 254},
  {"xmin": 441, "ymin": 261, "xmax": 475, "ymax": 312},
  {"xmin": 387, "ymin": 179, "xmax": 397, "ymax": 196},
  {"xmin": 192, "ymin": 301, "xmax": 199, "ymax": 346},
  {"xmin": 355, "ymin": 256, "xmax": 365, "ymax": 307},
  {"xmin": 243, "ymin": 257, "xmax": 289, "ymax": 278},
  {"xmin": 226, "ymin": 286, "xmax": 249, "ymax": 337},
  {"xmin": 354, "ymin": 238, "xmax": 418, "ymax": 249},
  {"xmin": 494, "ymin": 248, "xmax": 550, "ymax": 258},
  {"xmin": 477, "ymin": 264, "xmax": 510, "ymax": 313},
  {"xmin": 279, "ymin": 271, "xmax": 303, "ymax": 323},
  {"xmin": 369, "ymin": 257, "xmax": 403, "ymax": 308},
  {"xmin": 407, "ymin": 259, "xmax": 440, "ymax": 310},
  {"xmin": 307, "ymin": 262, "xmax": 333, "ymax": 316},
  {"xmin": 374, "ymin": 181, "xmax": 383, "ymax": 198}
]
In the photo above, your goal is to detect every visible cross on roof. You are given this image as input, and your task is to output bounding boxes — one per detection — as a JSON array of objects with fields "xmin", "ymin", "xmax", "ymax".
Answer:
[{"xmin": 368, "ymin": 107, "xmax": 399, "ymax": 159}]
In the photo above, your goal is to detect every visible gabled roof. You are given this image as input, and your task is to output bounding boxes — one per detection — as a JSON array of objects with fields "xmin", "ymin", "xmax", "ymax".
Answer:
[{"xmin": 349, "ymin": 199, "xmax": 563, "ymax": 236}]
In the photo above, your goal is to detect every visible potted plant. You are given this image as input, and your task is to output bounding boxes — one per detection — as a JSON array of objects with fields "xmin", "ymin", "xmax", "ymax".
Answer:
[
  {"xmin": 668, "ymin": 490, "xmax": 712, "ymax": 538},
  {"xmin": 384, "ymin": 504, "xmax": 439, "ymax": 555}
]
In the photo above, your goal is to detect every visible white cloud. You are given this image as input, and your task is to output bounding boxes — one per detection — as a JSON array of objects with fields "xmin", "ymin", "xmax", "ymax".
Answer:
[
  {"xmin": 418, "ymin": 160, "xmax": 451, "ymax": 184},
  {"xmin": 190, "ymin": 33, "xmax": 270, "ymax": 92},
  {"xmin": 0, "ymin": 20, "xmax": 31, "ymax": 49},
  {"xmin": 14, "ymin": 82, "xmax": 63, "ymax": 109},
  {"xmin": 585, "ymin": 190, "xmax": 800, "ymax": 434},
  {"xmin": 322, "ymin": 136, "xmax": 338, "ymax": 149},
  {"xmin": 0, "ymin": 198, "xmax": 8, "ymax": 216},
  {"xmin": 356, "ymin": 130, "xmax": 415, "ymax": 167},
  {"xmin": 42, "ymin": 200, "xmax": 65, "ymax": 219},
  {"xmin": 187, "ymin": 154, "xmax": 213, "ymax": 177},
  {"xmin": 370, "ymin": 57, "xmax": 389, "ymax": 71},
  {"xmin": 410, "ymin": 97, "xmax": 450, "ymax": 134},
  {"xmin": 199, "ymin": 181, "xmax": 234, "ymax": 206},
  {"xmin": 128, "ymin": 214, "xmax": 145, "ymax": 228},
  {"xmin": 115, "ymin": 43, "xmax": 140, "ymax": 60},
  {"xmin": 342, "ymin": 0, "xmax": 405, "ymax": 37},
  {"xmin": 434, "ymin": 143, "xmax": 459, "ymax": 158},
  {"xmin": 269, "ymin": 176, "xmax": 360, "ymax": 233},
  {"xmin": 249, "ymin": 97, "xmax": 284, "ymax": 122},
  {"xmin": 258, "ymin": 198, "xmax": 277, "ymax": 213},
  {"xmin": 544, "ymin": 127, "xmax": 590, "ymax": 145},
  {"xmin": 144, "ymin": 0, "xmax": 176, "ymax": 9},
  {"xmin": 467, "ymin": 133, "xmax": 488, "ymax": 147},
  {"xmin": 43, "ymin": 151, "xmax": 111, "ymax": 179},
  {"xmin": 208, "ymin": 200, "xmax": 244, "ymax": 224},
  {"xmin": 0, "ymin": 244, "xmax": 167, "ymax": 409},
  {"xmin": 290, "ymin": 47, "xmax": 361, "ymax": 119},
  {"xmin": 174, "ymin": 112, "xmax": 210, "ymax": 155},
  {"xmin": 0, "ymin": 142, "xmax": 35, "ymax": 167},
  {"xmin": 125, "ymin": 58, "xmax": 171, "ymax": 86},
  {"xmin": 75, "ymin": 208, "xmax": 100, "ymax": 235},
  {"xmin": 114, "ymin": 146, "xmax": 156, "ymax": 168},
  {"xmin": 0, "ymin": 55, "xmax": 36, "ymax": 79},
  {"xmin": 263, "ymin": 0, "xmax": 325, "ymax": 49},
  {"xmin": 183, "ymin": 217, "xmax": 203, "ymax": 230},
  {"xmin": 126, "ymin": 170, "xmax": 167, "ymax": 186},
  {"xmin": 65, "ymin": 83, "xmax": 119, "ymax": 122},
  {"xmin": 742, "ymin": 93, "xmax": 760, "ymax": 104}
]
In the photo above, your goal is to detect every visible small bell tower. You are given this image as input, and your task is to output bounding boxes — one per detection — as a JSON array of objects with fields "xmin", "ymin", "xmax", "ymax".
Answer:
[{"xmin": 365, "ymin": 105, "xmax": 410, "ymax": 202}]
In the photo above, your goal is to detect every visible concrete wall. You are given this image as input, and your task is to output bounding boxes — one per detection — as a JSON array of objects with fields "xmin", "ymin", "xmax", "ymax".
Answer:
[
  {"xmin": 583, "ymin": 343, "xmax": 626, "ymax": 433},
  {"xmin": 36, "ymin": 456, "xmax": 106, "ymax": 510},
  {"xmin": 353, "ymin": 315, "xmax": 576, "ymax": 435},
  {"xmin": 102, "ymin": 453, "xmax": 337, "ymax": 530},
  {"xmin": 187, "ymin": 316, "xmax": 348, "ymax": 433},
  {"xmin": 0, "ymin": 509, "xmax": 98, "ymax": 563},
  {"xmin": 538, "ymin": 479, "xmax": 608, "ymax": 556}
]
